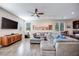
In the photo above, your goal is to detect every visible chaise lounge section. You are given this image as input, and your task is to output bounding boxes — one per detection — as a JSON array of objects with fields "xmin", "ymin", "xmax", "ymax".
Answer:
[
  {"xmin": 40, "ymin": 36, "xmax": 79, "ymax": 56},
  {"xmin": 56, "ymin": 41, "xmax": 79, "ymax": 56}
]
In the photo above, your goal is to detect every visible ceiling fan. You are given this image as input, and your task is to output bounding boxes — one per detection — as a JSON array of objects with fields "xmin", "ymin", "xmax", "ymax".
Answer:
[{"xmin": 28, "ymin": 8, "xmax": 44, "ymax": 17}]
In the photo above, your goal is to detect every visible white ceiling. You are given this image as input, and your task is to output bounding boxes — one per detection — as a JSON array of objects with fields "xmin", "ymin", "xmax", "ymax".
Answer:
[{"xmin": 0, "ymin": 3, "xmax": 79, "ymax": 20}]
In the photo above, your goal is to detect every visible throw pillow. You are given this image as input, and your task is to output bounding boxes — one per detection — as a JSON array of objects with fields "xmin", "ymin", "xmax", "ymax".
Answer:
[{"xmin": 52, "ymin": 34, "xmax": 66, "ymax": 48}]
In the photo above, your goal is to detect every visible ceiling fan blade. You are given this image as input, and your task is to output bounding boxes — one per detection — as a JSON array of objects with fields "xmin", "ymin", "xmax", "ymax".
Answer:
[
  {"xmin": 37, "ymin": 14, "xmax": 40, "ymax": 17},
  {"xmin": 29, "ymin": 8, "xmax": 44, "ymax": 17},
  {"xmin": 35, "ymin": 8, "xmax": 38, "ymax": 13},
  {"xmin": 38, "ymin": 13, "xmax": 44, "ymax": 15}
]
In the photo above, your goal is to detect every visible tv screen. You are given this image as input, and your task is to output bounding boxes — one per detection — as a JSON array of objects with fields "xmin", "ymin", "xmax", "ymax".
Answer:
[{"xmin": 1, "ymin": 17, "xmax": 18, "ymax": 29}]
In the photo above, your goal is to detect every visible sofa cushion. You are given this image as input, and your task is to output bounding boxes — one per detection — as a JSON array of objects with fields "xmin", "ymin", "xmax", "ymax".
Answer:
[
  {"xmin": 56, "ymin": 42, "xmax": 79, "ymax": 56},
  {"xmin": 75, "ymin": 34, "xmax": 79, "ymax": 38},
  {"xmin": 53, "ymin": 35, "xmax": 79, "ymax": 48},
  {"xmin": 40, "ymin": 41, "xmax": 56, "ymax": 51},
  {"xmin": 65, "ymin": 36, "xmax": 79, "ymax": 42}
]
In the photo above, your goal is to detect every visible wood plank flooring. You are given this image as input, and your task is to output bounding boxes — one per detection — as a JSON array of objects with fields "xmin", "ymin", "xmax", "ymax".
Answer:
[
  {"xmin": 0, "ymin": 39, "xmax": 40, "ymax": 56},
  {"xmin": 0, "ymin": 39, "xmax": 55, "ymax": 56}
]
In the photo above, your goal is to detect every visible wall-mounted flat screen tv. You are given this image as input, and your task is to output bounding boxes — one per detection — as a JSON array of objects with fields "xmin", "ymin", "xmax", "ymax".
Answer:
[{"xmin": 1, "ymin": 17, "xmax": 18, "ymax": 29}]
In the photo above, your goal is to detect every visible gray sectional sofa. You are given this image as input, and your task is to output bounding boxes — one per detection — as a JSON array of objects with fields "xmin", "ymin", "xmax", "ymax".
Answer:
[{"xmin": 40, "ymin": 36, "xmax": 79, "ymax": 56}]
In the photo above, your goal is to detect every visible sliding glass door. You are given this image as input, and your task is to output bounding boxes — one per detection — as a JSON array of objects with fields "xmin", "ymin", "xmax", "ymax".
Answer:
[
  {"xmin": 55, "ymin": 22, "xmax": 64, "ymax": 32},
  {"xmin": 60, "ymin": 23, "xmax": 64, "ymax": 31},
  {"xmin": 55, "ymin": 23, "xmax": 59, "ymax": 31}
]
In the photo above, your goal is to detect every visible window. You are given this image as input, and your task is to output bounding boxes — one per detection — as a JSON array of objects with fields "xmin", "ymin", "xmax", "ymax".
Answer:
[
  {"xmin": 55, "ymin": 22, "xmax": 64, "ymax": 31},
  {"xmin": 55, "ymin": 23, "xmax": 59, "ymax": 31},
  {"xmin": 26, "ymin": 23, "xmax": 31, "ymax": 30},
  {"xmin": 60, "ymin": 23, "xmax": 64, "ymax": 31}
]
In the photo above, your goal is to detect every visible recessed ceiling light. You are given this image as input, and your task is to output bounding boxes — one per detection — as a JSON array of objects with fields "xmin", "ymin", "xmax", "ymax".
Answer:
[{"xmin": 72, "ymin": 12, "xmax": 75, "ymax": 15}]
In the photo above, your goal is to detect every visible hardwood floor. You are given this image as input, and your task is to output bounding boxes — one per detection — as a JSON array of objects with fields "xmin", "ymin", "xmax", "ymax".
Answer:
[
  {"xmin": 31, "ymin": 44, "xmax": 40, "ymax": 56},
  {"xmin": 0, "ymin": 39, "xmax": 40, "ymax": 56}
]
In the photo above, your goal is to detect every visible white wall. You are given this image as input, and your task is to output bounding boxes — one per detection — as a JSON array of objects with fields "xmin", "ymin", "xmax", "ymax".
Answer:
[
  {"xmin": 27, "ymin": 19, "xmax": 79, "ymax": 37},
  {"xmin": 64, "ymin": 19, "xmax": 79, "ymax": 35},
  {"xmin": 0, "ymin": 8, "xmax": 24, "ymax": 36},
  {"xmin": 25, "ymin": 19, "xmax": 65, "ymax": 37},
  {"xmin": 1, "ymin": 7, "xmax": 78, "ymax": 37}
]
